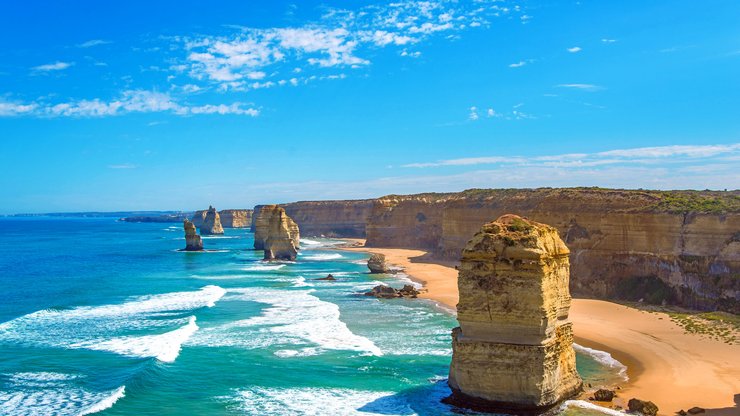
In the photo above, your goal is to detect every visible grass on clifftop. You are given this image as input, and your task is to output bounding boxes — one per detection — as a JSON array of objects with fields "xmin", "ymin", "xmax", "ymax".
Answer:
[
  {"xmin": 667, "ymin": 311, "xmax": 739, "ymax": 345},
  {"xmin": 647, "ymin": 191, "xmax": 740, "ymax": 214}
]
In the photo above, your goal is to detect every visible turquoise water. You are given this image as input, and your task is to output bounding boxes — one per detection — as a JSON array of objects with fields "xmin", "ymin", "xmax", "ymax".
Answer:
[{"xmin": 0, "ymin": 218, "xmax": 624, "ymax": 415}]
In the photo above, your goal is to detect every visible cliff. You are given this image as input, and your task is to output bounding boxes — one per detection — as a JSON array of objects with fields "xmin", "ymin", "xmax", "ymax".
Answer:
[
  {"xmin": 219, "ymin": 209, "xmax": 252, "ymax": 228},
  {"xmin": 280, "ymin": 200, "xmax": 374, "ymax": 237},
  {"xmin": 448, "ymin": 215, "xmax": 581, "ymax": 411},
  {"xmin": 252, "ymin": 205, "xmax": 301, "ymax": 260},
  {"xmin": 269, "ymin": 188, "xmax": 738, "ymax": 313},
  {"xmin": 192, "ymin": 209, "xmax": 250, "ymax": 228},
  {"xmin": 183, "ymin": 219, "xmax": 203, "ymax": 251},
  {"xmin": 200, "ymin": 206, "xmax": 224, "ymax": 235}
]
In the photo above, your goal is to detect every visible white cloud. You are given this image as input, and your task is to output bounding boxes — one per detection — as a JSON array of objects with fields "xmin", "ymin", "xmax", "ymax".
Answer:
[
  {"xmin": 0, "ymin": 90, "xmax": 259, "ymax": 118},
  {"xmin": 601, "ymin": 38, "xmax": 617, "ymax": 43},
  {"xmin": 487, "ymin": 108, "xmax": 496, "ymax": 117},
  {"xmin": 108, "ymin": 164, "xmax": 137, "ymax": 169},
  {"xmin": 509, "ymin": 61, "xmax": 527, "ymax": 68},
  {"xmin": 32, "ymin": 61, "xmax": 74, "ymax": 71},
  {"xmin": 402, "ymin": 143, "xmax": 740, "ymax": 169},
  {"xmin": 400, "ymin": 49, "xmax": 421, "ymax": 58},
  {"xmin": 78, "ymin": 39, "xmax": 112, "ymax": 48},
  {"xmin": 556, "ymin": 83, "xmax": 603, "ymax": 91},
  {"xmin": 468, "ymin": 106, "xmax": 479, "ymax": 121},
  {"xmin": 567, "ymin": 46, "xmax": 582, "ymax": 53},
  {"xmin": 0, "ymin": 101, "xmax": 38, "ymax": 116}
]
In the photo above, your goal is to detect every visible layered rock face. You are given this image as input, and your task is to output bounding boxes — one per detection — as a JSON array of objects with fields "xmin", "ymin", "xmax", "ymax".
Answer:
[
  {"xmin": 219, "ymin": 209, "xmax": 252, "ymax": 228},
  {"xmin": 252, "ymin": 205, "xmax": 300, "ymax": 260},
  {"xmin": 362, "ymin": 189, "xmax": 740, "ymax": 312},
  {"xmin": 280, "ymin": 200, "xmax": 374, "ymax": 237},
  {"xmin": 191, "ymin": 210, "xmax": 207, "ymax": 228},
  {"xmin": 183, "ymin": 220, "xmax": 203, "ymax": 251},
  {"xmin": 448, "ymin": 215, "xmax": 582, "ymax": 412},
  {"xmin": 200, "ymin": 206, "xmax": 224, "ymax": 235}
]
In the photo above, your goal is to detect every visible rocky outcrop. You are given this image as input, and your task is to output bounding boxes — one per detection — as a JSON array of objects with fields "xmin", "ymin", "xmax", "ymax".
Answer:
[
  {"xmin": 628, "ymin": 398, "xmax": 659, "ymax": 416},
  {"xmin": 364, "ymin": 284, "xmax": 420, "ymax": 299},
  {"xmin": 361, "ymin": 189, "xmax": 740, "ymax": 313},
  {"xmin": 367, "ymin": 253, "xmax": 390, "ymax": 273},
  {"xmin": 183, "ymin": 220, "xmax": 203, "ymax": 251},
  {"xmin": 191, "ymin": 210, "xmax": 207, "ymax": 228},
  {"xmin": 219, "ymin": 209, "xmax": 252, "ymax": 228},
  {"xmin": 200, "ymin": 206, "xmax": 224, "ymax": 235},
  {"xmin": 447, "ymin": 215, "xmax": 582, "ymax": 412},
  {"xmin": 252, "ymin": 205, "xmax": 300, "ymax": 260},
  {"xmin": 594, "ymin": 389, "xmax": 616, "ymax": 402}
]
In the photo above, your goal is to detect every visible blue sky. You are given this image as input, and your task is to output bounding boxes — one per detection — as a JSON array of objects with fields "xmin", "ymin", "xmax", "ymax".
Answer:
[{"xmin": 1, "ymin": 0, "xmax": 738, "ymax": 213}]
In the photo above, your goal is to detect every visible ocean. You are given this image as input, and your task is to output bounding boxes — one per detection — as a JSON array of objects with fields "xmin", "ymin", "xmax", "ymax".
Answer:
[{"xmin": 0, "ymin": 217, "xmax": 626, "ymax": 415}]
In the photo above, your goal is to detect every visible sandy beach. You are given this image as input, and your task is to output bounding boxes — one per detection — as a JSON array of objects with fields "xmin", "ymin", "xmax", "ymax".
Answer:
[{"xmin": 339, "ymin": 242, "xmax": 740, "ymax": 416}]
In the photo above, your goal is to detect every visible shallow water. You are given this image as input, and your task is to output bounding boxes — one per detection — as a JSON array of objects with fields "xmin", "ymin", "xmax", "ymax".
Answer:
[{"xmin": 0, "ymin": 218, "xmax": 624, "ymax": 415}]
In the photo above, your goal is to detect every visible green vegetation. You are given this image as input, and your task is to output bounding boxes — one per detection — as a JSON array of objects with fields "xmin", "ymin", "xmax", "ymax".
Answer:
[
  {"xmin": 667, "ymin": 311, "xmax": 739, "ymax": 344},
  {"xmin": 648, "ymin": 191, "xmax": 740, "ymax": 214},
  {"xmin": 506, "ymin": 217, "xmax": 534, "ymax": 232}
]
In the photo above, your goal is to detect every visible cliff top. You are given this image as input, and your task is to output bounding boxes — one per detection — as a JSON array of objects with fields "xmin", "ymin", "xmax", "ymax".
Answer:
[
  {"xmin": 463, "ymin": 214, "xmax": 570, "ymax": 261},
  {"xmin": 379, "ymin": 188, "xmax": 740, "ymax": 214}
]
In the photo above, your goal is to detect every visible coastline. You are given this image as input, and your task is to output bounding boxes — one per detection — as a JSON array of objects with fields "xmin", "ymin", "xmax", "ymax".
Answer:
[{"xmin": 337, "ymin": 240, "xmax": 740, "ymax": 416}]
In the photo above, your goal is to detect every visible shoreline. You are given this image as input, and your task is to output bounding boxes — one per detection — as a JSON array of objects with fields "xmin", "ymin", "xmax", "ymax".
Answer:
[{"xmin": 336, "ymin": 240, "xmax": 740, "ymax": 416}]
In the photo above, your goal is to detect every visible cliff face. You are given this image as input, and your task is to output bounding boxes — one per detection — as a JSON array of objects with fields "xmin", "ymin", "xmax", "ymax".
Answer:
[
  {"xmin": 448, "ymin": 215, "xmax": 582, "ymax": 411},
  {"xmin": 253, "ymin": 205, "xmax": 300, "ymax": 257},
  {"xmin": 364, "ymin": 189, "xmax": 740, "ymax": 313},
  {"xmin": 183, "ymin": 220, "xmax": 203, "ymax": 251},
  {"xmin": 200, "ymin": 206, "xmax": 224, "ymax": 235},
  {"xmin": 252, "ymin": 205, "xmax": 300, "ymax": 260},
  {"xmin": 280, "ymin": 200, "xmax": 374, "ymax": 238},
  {"xmin": 219, "ymin": 209, "xmax": 252, "ymax": 228},
  {"xmin": 192, "ymin": 209, "xmax": 251, "ymax": 228}
]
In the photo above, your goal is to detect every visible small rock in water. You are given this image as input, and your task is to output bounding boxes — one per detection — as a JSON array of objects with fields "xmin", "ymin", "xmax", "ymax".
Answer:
[
  {"xmin": 316, "ymin": 274, "xmax": 336, "ymax": 281},
  {"xmin": 367, "ymin": 253, "xmax": 391, "ymax": 273},
  {"xmin": 628, "ymin": 398, "xmax": 659, "ymax": 416},
  {"xmin": 594, "ymin": 389, "xmax": 615, "ymax": 402},
  {"xmin": 364, "ymin": 284, "xmax": 420, "ymax": 299}
]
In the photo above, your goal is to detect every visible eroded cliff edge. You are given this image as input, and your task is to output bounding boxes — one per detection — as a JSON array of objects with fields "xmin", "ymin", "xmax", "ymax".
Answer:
[{"xmin": 276, "ymin": 188, "xmax": 740, "ymax": 312}]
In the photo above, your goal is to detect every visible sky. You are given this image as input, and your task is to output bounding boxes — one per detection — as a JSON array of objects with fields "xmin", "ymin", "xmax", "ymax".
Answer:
[{"xmin": 1, "ymin": 0, "xmax": 739, "ymax": 213}]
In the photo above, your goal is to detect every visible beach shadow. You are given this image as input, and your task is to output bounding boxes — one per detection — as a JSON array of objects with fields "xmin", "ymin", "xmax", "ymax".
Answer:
[{"xmin": 701, "ymin": 393, "xmax": 740, "ymax": 416}]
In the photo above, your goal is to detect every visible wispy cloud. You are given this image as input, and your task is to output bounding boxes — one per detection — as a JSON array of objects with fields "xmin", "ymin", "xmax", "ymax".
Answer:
[
  {"xmin": 601, "ymin": 38, "xmax": 617, "ymax": 44},
  {"xmin": 567, "ymin": 46, "xmax": 582, "ymax": 53},
  {"xmin": 174, "ymin": 1, "xmax": 520, "ymax": 91},
  {"xmin": 402, "ymin": 143, "xmax": 740, "ymax": 168},
  {"xmin": 509, "ymin": 60, "xmax": 527, "ymax": 68},
  {"xmin": 556, "ymin": 83, "xmax": 603, "ymax": 91},
  {"xmin": 108, "ymin": 164, "xmax": 137, "ymax": 169},
  {"xmin": 467, "ymin": 103, "xmax": 535, "ymax": 121},
  {"xmin": 32, "ymin": 61, "xmax": 74, "ymax": 72},
  {"xmin": 0, "ymin": 90, "xmax": 259, "ymax": 118},
  {"xmin": 77, "ymin": 39, "xmax": 112, "ymax": 48}
]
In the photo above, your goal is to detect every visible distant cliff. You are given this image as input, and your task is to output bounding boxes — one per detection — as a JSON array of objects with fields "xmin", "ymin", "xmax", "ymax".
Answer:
[
  {"xmin": 273, "ymin": 188, "xmax": 740, "ymax": 313},
  {"xmin": 192, "ymin": 209, "xmax": 252, "ymax": 228}
]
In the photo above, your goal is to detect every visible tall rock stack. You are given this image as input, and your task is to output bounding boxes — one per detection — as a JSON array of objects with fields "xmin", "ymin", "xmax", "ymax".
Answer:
[
  {"xmin": 183, "ymin": 219, "xmax": 203, "ymax": 251},
  {"xmin": 191, "ymin": 210, "xmax": 207, "ymax": 228},
  {"xmin": 200, "ymin": 206, "xmax": 224, "ymax": 235},
  {"xmin": 447, "ymin": 214, "xmax": 582, "ymax": 412},
  {"xmin": 253, "ymin": 205, "xmax": 300, "ymax": 260}
]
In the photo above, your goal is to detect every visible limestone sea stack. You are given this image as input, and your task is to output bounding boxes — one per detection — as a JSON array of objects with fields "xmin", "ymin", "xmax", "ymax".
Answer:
[
  {"xmin": 200, "ymin": 206, "xmax": 224, "ymax": 235},
  {"xmin": 191, "ymin": 210, "xmax": 207, "ymax": 228},
  {"xmin": 253, "ymin": 205, "xmax": 300, "ymax": 260},
  {"xmin": 183, "ymin": 219, "xmax": 203, "ymax": 251},
  {"xmin": 447, "ymin": 214, "xmax": 582, "ymax": 412},
  {"xmin": 367, "ymin": 253, "xmax": 390, "ymax": 273}
]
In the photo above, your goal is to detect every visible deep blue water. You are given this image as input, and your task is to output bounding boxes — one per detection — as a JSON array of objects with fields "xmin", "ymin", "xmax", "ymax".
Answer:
[{"xmin": 0, "ymin": 218, "xmax": 624, "ymax": 415}]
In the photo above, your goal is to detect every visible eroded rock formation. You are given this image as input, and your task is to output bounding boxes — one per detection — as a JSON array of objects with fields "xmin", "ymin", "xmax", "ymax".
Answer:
[
  {"xmin": 367, "ymin": 253, "xmax": 390, "ymax": 273},
  {"xmin": 183, "ymin": 219, "xmax": 203, "ymax": 251},
  {"xmin": 252, "ymin": 205, "xmax": 300, "ymax": 260},
  {"xmin": 200, "ymin": 206, "xmax": 224, "ymax": 235},
  {"xmin": 364, "ymin": 284, "xmax": 420, "ymax": 299},
  {"xmin": 447, "ymin": 215, "xmax": 582, "ymax": 412}
]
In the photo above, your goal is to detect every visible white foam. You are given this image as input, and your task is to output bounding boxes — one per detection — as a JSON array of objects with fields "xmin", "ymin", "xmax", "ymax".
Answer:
[
  {"xmin": 229, "ymin": 387, "xmax": 413, "ymax": 416},
  {"xmin": 293, "ymin": 276, "xmax": 312, "ymax": 288},
  {"xmin": 573, "ymin": 343, "xmax": 628, "ymax": 380},
  {"xmin": 301, "ymin": 253, "xmax": 344, "ymax": 261},
  {"xmin": 0, "ymin": 286, "xmax": 225, "ymax": 362},
  {"xmin": 200, "ymin": 235, "xmax": 239, "ymax": 239},
  {"xmin": 300, "ymin": 239, "xmax": 323, "ymax": 246},
  {"xmin": 79, "ymin": 386, "xmax": 126, "ymax": 415},
  {"xmin": 0, "ymin": 372, "xmax": 125, "ymax": 416},
  {"xmin": 239, "ymin": 264, "xmax": 286, "ymax": 271},
  {"xmin": 191, "ymin": 288, "xmax": 382, "ymax": 356},
  {"xmin": 564, "ymin": 400, "xmax": 627, "ymax": 416},
  {"xmin": 71, "ymin": 316, "xmax": 198, "ymax": 362}
]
